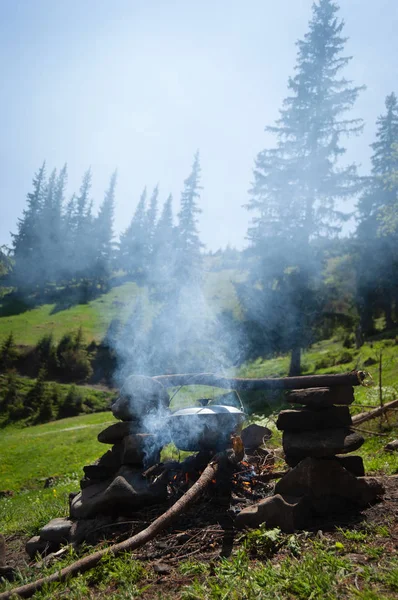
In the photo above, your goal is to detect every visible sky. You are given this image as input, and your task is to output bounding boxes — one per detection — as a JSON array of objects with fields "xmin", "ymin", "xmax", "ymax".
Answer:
[{"xmin": 0, "ymin": 0, "xmax": 398, "ymax": 250}]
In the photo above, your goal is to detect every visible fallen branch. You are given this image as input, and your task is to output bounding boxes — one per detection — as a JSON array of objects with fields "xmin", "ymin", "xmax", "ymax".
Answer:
[
  {"xmin": 352, "ymin": 399, "xmax": 398, "ymax": 426},
  {"xmin": 0, "ymin": 449, "xmax": 242, "ymax": 600},
  {"xmin": 153, "ymin": 371, "xmax": 365, "ymax": 391}
]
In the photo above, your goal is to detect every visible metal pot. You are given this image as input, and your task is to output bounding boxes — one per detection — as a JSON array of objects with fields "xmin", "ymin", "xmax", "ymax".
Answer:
[{"xmin": 168, "ymin": 405, "xmax": 245, "ymax": 452}]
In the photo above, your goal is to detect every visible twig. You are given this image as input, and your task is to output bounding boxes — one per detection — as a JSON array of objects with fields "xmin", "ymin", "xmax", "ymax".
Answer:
[{"xmin": 351, "ymin": 427, "xmax": 389, "ymax": 437}]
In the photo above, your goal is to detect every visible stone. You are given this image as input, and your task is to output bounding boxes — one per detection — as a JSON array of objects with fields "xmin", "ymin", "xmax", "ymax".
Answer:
[
  {"xmin": 283, "ymin": 428, "xmax": 364, "ymax": 458},
  {"xmin": 285, "ymin": 454, "xmax": 365, "ymax": 477},
  {"xmin": 335, "ymin": 455, "xmax": 365, "ymax": 477},
  {"xmin": 0, "ymin": 566, "xmax": 16, "ymax": 581},
  {"xmin": 39, "ymin": 517, "xmax": 73, "ymax": 544},
  {"xmin": 111, "ymin": 375, "xmax": 170, "ymax": 421},
  {"xmin": 241, "ymin": 424, "xmax": 272, "ymax": 450},
  {"xmin": 153, "ymin": 562, "xmax": 172, "ymax": 575},
  {"xmin": 384, "ymin": 439, "xmax": 398, "ymax": 452},
  {"xmin": 0, "ymin": 534, "xmax": 5, "ymax": 567},
  {"xmin": 25, "ymin": 536, "xmax": 57, "ymax": 559},
  {"xmin": 122, "ymin": 433, "xmax": 159, "ymax": 466},
  {"xmin": 275, "ymin": 458, "xmax": 384, "ymax": 514},
  {"xmin": 69, "ymin": 516, "xmax": 115, "ymax": 545},
  {"xmin": 98, "ymin": 420, "xmax": 143, "ymax": 444},
  {"xmin": 70, "ymin": 466, "xmax": 168, "ymax": 519},
  {"xmin": 287, "ymin": 386, "xmax": 354, "ymax": 409},
  {"xmin": 277, "ymin": 406, "xmax": 352, "ymax": 432},
  {"xmin": 234, "ymin": 494, "xmax": 312, "ymax": 532},
  {"xmin": 83, "ymin": 443, "xmax": 124, "ymax": 481}
]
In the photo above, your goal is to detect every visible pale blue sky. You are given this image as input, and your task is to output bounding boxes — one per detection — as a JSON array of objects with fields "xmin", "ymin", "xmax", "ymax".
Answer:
[{"xmin": 1, "ymin": 0, "xmax": 398, "ymax": 249}]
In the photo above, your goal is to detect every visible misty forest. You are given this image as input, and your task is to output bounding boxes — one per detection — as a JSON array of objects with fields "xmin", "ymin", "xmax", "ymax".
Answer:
[
  {"xmin": 1, "ymin": 2, "xmax": 398, "ymax": 599},
  {"xmin": 1, "ymin": 0, "xmax": 398, "ymax": 389}
]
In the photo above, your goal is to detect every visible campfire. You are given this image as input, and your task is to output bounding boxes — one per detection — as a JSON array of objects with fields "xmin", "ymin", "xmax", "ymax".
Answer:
[{"xmin": 25, "ymin": 371, "xmax": 385, "ymax": 568}]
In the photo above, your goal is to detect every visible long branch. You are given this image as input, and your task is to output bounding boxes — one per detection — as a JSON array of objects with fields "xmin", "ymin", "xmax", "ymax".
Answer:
[
  {"xmin": 0, "ymin": 453, "xmax": 232, "ymax": 600},
  {"xmin": 352, "ymin": 398, "xmax": 398, "ymax": 426},
  {"xmin": 153, "ymin": 371, "xmax": 365, "ymax": 390}
]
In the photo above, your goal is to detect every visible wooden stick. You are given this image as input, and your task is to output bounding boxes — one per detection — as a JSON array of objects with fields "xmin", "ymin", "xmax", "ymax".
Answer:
[
  {"xmin": 0, "ymin": 450, "xmax": 241, "ymax": 600},
  {"xmin": 153, "ymin": 371, "xmax": 365, "ymax": 390},
  {"xmin": 352, "ymin": 399, "xmax": 398, "ymax": 426}
]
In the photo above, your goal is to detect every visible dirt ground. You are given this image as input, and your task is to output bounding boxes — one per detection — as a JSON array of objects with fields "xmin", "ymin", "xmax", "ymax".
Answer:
[{"xmin": 3, "ymin": 474, "xmax": 397, "ymax": 598}]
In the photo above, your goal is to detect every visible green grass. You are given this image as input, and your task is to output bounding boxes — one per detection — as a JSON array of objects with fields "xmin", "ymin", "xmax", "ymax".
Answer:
[
  {"xmin": 0, "ymin": 412, "xmax": 116, "ymax": 492},
  {"xmin": 0, "ymin": 269, "xmax": 244, "ymax": 346},
  {"xmin": 0, "ymin": 282, "xmax": 145, "ymax": 345}
]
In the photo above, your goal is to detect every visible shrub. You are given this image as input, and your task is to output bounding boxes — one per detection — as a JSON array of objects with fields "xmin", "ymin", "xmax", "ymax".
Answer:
[
  {"xmin": 0, "ymin": 332, "xmax": 19, "ymax": 371},
  {"xmin": 57, "ymin": 385, "xmax": 84, "ymax": 418}
]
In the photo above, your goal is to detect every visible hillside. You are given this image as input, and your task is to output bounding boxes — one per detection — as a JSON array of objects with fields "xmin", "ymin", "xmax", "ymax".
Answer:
[{"xmin": 0, "ymin": 268, "xmax": 245, "ymax": 346}]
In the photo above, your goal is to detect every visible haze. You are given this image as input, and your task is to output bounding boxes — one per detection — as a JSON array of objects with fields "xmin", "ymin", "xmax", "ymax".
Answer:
[{"xmin": 1, "ymin": 0, "xmax": 397, "ymax": 250}]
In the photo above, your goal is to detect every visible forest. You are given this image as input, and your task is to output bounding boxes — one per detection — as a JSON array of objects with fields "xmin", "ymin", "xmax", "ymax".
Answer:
[{"xmin": 1, "ymin": 0, "xmax": 398, "ymax": 390}]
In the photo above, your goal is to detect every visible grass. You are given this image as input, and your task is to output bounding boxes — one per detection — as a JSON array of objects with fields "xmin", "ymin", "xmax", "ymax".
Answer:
[{"xmin": 0, "ymin": 268, "xmax": 244, "ymax": 346}]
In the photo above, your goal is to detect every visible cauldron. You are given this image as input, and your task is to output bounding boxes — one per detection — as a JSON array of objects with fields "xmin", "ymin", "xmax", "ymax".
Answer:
[{"xmin": 168, "ymin": 405, "xmax": 245, "ymax": 451}]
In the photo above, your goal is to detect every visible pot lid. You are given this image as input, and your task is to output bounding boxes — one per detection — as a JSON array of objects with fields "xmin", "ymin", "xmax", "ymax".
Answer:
[{"xmin": 171, "ymin": 405, "xmax": 244, "ymax": 416}]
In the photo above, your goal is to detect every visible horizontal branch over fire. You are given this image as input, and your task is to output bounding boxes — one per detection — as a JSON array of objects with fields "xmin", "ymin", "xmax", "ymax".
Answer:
[{"xmin": 152, "ymin": 371, "xmax": 366, "ymax": 390}]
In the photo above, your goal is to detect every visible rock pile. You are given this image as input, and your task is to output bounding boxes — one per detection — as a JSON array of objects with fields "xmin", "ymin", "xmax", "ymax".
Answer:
[
  {"xmin": 26, "ymin": 376, "xmax": 171, "ymax": 558},
  {"xmin": 236, "ymin": 386, "xmax": 385, "ymax": 532}
]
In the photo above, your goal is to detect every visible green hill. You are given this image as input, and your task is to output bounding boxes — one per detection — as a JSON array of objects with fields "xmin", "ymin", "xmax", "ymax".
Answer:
[{"xmin": 0, "ymin": 269, "xmax": 245, "ymax": 346}]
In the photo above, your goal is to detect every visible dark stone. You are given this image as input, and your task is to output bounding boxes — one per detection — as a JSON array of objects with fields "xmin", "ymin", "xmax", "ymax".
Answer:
[
  {"xmin": 39, "ymin": 518, "xmax": 73, "ymax": 544},
  {"xmin": 69, "ymin": 516, "xmax": 114, "ymax": 545},
  {"xmin": 83, "ymin": 465, "xmax": 117, "ymax": 481},
  {"xmin": 98, "ymin": 420, "xmax": 143, "ymax": 444},
  {"xmin": 287, "ymin": 386, "xmax": 354, "ymax": 409},
  {"xmin": 241, "ymin": 424, "xmax": 272, "ymax": 450},
  {"xmin": 153, "ymin": 562, "xmax": 172, "ymax": 575},
  {"xmin": 277, "ymin": 406, "xmax": 352, "ymax": 431},
  {"xmin": 385, "ymin": 439, "xmax": 398, "ymax": 452},
  {"xmin": 275, "ymin": 458, "xmax": 384, "ymax": 514},
  {"xmin": 111, "ymin": 375, "xmax": 170, "ymax": 421},
  {"xmin": 335, "ymin": 455, "xmax": 365, "ymax": 476},
  {"xmin": 285, "ymin": 454, "xmax": 365, "ymax": 477},
  {"xmin": 83, "ymin": 443, "xmax": 124, "ymax": 481},
  {"xmin": 122, "ymin": 433, "xmax": 159, "ymax": 466},
  {"xmin": 0, "ymin": 566, "xmax": 17, "ymax": 581},
  {"xmin": 234, "ymin": 494, "xmax": 312, "ymax": 532},
  {"xmin": 70, "ymin": 466, "xmax": 168, "ymax": 519},
  {"xmin": 283, "ymin": 428, "xmax": 364, "ymax": 458},
  {"xmin": 0, "ymin": 534, "xmax": 5, "ymax": 567},
  {"xmin": 26, "ymin": 536, "xmax": 57, "ymax": 559}
]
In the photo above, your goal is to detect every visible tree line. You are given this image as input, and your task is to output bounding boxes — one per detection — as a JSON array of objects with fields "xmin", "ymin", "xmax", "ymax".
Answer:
[
  {"xmin": 5, "ymin": 152, "xmax": 202, "ymax": 299},
  {"xmin": 2, "ymin": 0, "xmax": 398, "ymax": 377}
]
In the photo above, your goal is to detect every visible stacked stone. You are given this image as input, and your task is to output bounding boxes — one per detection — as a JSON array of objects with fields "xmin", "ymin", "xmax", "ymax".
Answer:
[
  {"xmin": 26, "ymin": 376, "xmax": 170, "ymax": 558},
  {"xmin": 235, "ymin": 386, "xmax": 384, "ymax": 532},
  {"xmin": 278, "ymin": 386, "xmax": 364, "ymax": 473}
]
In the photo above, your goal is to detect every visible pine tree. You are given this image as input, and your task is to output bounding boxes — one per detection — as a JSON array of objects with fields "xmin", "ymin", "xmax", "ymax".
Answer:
[
  {"xmin": 118, "ymin": 187, "xmax": 148, "ymax": 279},
  {"xmin": 245, "ymin": 0, "xmax": 364, "ymax": 374},
  {"xmin": 73, "ymin": 168, "xmax": 95, "ymax": 281},
  {"xmin": 150, "ymin": 194, "xmax": 177, "ymax": 294},
  {"xmin": 94, "ymin": 170, "xmax": 117, "ymax": 286},
  {"xmin": 38, "ymin": 167, "xmax": 57, "ymax": 285},
  {"xmin": 356, "ymin": 93, "xmax": 398, "ymax": 333},
  {"xmin": 175, "ymin": 152, "xmax": 203, "ymax": 283},
  {"xmin": 11, "ymin": 162, "xmax": 46, "ymax": 290},
  {"xmin": 146, "ymin": 184, "xmax": 159, "ymax": 251}
]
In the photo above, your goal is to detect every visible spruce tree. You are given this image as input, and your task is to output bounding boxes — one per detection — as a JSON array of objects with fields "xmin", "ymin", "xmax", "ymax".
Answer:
[
  {"xmin": 94, "ymin": 170, "xmax": 117, "ymax": 286},
  {"xmin": 118, "ymin": 187, "xmax": 148, "ymax": 279},
  {"xmin": 150, "ymin": 194, "xmax": 176, "ymax": 294},
  {"xmin": 11, "ymin": 162, "xmax": 46, "ymax": 290},
  {"xmin": 73, "ymin": 168, "xmax": 95, "ymax": 281},
  {"xmin": 175, "ymin": 152, "xmax": 203, "ymax": 283},
  {"xmin": 356, "ymin": 93, "xmax": 398, "ymax": 332},
  {"xmin": 245, "ymin": 0, "xmax": 363, "ymax": 374}
]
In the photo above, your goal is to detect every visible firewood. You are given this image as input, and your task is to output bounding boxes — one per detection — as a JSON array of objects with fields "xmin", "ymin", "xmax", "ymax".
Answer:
[
  {"xmin": 152, "ymin": 371, "xmax": 365, "ymax": 390},
  {"xmin": 352, "ymin": 399, "xmax": 398, "ymax": 426}
]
